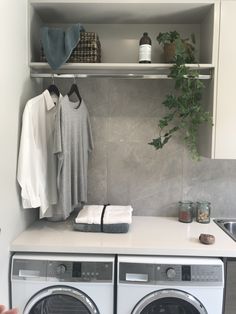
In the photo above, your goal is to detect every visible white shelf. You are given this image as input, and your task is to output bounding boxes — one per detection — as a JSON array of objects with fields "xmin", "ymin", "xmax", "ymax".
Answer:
[{"xmin": 30, "ymin": 62, "xmax": 214, "ymax": 79}]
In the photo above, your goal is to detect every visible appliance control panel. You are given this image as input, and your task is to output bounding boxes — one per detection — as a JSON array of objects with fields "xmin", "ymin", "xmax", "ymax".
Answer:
[
  {"xmin": 156, "ymin": 264, "xmax": 223, "ymax": 282},
  {"xmin": 12, "ymin": 259, "xmax": 113, "ymax": 282},
  {"xmin": 47, "ymin": 260, "xmax": 113, "ymax": 282},
  {"xmin": 119, "ymin": 262, "xmax": 223, "ymax": 285}
]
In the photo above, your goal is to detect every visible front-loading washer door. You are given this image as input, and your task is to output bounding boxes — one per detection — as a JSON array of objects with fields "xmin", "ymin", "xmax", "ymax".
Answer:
[
  {"xmin": 132, "ymin": 289, "xmax": 207, "ymax": 314},
  {"xmin": 23, "ymin": 286, "xmax": 99, "ymax": 314}
]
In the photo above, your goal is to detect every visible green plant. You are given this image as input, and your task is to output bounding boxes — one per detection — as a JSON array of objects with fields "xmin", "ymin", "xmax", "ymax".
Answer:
[
  {"xmin": 156, "ymin": 31, "xmax": 180, "ymax": 44},
  {"xmin": 157, "ymin": 31, "xmax": 196, "ymax": 63},
  {"xmin": 149, "ymin": 32, "xmax": 212, "ymax": 160}
]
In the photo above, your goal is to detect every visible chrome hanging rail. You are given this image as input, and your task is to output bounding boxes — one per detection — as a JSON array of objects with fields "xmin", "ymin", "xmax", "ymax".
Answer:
[
  {"xmin": 30, "ymin": 62, "xmax": 213, "ymax": 80},
  {"xmin": 30, "ymin": 73, "xmax": 212, "ymax": 80}
]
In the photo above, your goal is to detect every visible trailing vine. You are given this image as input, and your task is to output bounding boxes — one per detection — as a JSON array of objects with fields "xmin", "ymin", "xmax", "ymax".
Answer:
[{"xmin": 149, "ymin": 33, "xmax": 212, "ymax": 160}]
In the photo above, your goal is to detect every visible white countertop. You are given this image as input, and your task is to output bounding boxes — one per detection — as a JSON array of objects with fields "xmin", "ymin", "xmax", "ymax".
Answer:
[{"xmin": 11, "ymin": 216, "xmax": 236, "ymax": 257}]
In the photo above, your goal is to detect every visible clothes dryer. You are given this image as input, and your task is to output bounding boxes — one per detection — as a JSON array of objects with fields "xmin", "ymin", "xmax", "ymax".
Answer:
[
  {"xmin": 11, "ymin": 253, "xmax": 114, "ymax": 314},
  {"xmin": 117, "ymin": 255, "xmax": 224, "ymax": 314}
]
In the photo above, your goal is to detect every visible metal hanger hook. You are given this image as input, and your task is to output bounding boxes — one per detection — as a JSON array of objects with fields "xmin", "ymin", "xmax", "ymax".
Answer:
[
  {"xmin": 52, "ymin": 74, "xmax": 55, "ymax": 85},
  {"xmin": 73, "ymin": 75, "xmax": 76, "ymax": 84}
]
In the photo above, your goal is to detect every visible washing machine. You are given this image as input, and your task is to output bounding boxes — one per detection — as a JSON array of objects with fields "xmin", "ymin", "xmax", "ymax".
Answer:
[
  {"xmin": 11, "ymin": 253, "xmax": 115, "ymax": 314},
  {"xmin": 117, "ymin": 256, "xmax": 224, "ymax": 314}
]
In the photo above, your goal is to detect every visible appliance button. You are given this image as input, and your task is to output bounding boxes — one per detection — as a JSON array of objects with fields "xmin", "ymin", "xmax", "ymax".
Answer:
[
  {"xmin": 56, "ymin": 264, "xmax": 67, "ymax": 275},
  {"xmin": 166, "ymin": 268, "xmax": 176, "ymax": 279}
]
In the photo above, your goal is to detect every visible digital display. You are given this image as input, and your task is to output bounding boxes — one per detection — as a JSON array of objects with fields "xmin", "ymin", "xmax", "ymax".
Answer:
[
  {"xmin": 72, "ymin": 262, "xmax": 82, "ymax": 278},
  {"xmin": 182, "ymin": 265, "xmax": 191, "ymax": 281}
]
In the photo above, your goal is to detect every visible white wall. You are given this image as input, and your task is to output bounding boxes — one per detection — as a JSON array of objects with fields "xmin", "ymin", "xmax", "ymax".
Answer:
[{"xmin": 0, "ymin": 0, "xmax": 41, "ymax": 306}]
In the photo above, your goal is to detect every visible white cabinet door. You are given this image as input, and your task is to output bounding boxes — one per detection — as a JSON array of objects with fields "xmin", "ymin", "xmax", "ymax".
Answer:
[{"xmin": 215, "ymin": 1, "xmax": 236, "ymax": 158}]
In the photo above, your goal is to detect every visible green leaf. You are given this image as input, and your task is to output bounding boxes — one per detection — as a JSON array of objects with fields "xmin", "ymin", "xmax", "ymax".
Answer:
[
  {"xmin": 149, "ymin": 138, "xmax": 163, "ymax": 149},
  {"xmin": 163, "ymin": 135, "xmax": 172, "ymax": 145},
  {"xmin": 158, "ymin": 119, "xmax": 168, "ymax": 129}
]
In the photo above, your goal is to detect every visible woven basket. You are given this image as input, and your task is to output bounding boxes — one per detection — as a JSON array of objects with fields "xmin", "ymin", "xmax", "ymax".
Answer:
[
  {"xmin": 69, "ymin": 31, "xmax": 101, "ymax": 63},
  {"xmin": 41, "ymin": 31, "xmax": 102, "ymax": 63}
]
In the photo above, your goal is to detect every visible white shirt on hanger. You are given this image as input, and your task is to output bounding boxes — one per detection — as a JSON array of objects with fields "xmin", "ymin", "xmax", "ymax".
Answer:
[{"xmin": 17, "ymin": 89, "xmax": 61, "ymax": 216}]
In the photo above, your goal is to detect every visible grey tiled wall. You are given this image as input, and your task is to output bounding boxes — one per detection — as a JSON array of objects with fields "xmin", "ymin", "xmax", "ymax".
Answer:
[{"xmin": 44, "ymin": 78, "xmax": 236, "ymax": 218}]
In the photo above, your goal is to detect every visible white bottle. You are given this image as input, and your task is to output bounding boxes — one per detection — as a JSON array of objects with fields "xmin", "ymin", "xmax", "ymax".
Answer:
[{"xmin": 139, "ymin": 32, "xmax": 152, "ymax": 63}]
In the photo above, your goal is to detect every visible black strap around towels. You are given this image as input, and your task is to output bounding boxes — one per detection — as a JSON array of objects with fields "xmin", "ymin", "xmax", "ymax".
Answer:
[{"xmin": 100, "ymin": 204, "xmax": 109, "ymax": 232}]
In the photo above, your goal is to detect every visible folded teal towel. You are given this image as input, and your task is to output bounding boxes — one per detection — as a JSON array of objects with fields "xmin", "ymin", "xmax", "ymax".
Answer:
[{"xmin": 41, "ymin": 24, "xmax": 84, "ymax": 70}]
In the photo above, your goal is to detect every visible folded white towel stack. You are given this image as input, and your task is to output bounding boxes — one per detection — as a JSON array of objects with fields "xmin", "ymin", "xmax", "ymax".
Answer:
[{"xmin": 75, "ymin": 205, "xmax": 133, "ymax": 225}]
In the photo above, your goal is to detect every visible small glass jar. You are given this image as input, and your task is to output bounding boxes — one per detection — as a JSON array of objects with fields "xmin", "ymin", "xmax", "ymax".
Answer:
[
  {"xmin": 196, "ymin": 201, "xmax": 211, "ymax": 223},
  {"xmin": 178, "ymin": 201, "xmax": 193, "ymax": 223}
]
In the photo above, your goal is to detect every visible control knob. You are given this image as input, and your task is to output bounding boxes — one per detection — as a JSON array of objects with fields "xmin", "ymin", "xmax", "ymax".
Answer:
[
  {"xmin": 56, "ymin": 264, "xmax": 67, "ymax": 275},
  {"xmin": 166, "ymin": 267, "xmax": 176, "ymax": 279}
]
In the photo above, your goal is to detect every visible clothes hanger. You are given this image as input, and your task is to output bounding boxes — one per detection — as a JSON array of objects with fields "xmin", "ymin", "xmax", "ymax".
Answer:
[
  {"xmin": 67, "ymin": 76, "xmax": 82, "ymax": 108},
  {"xmin": 47, "ymin": 74, "xmax": 60, "ymax": 98}
]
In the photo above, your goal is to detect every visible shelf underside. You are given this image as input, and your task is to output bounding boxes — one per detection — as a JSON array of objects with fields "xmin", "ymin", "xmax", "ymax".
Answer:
[
  {"xmin": 30, "ymin": 62, "xmax": 214, "ymax": 79},
  {"xmin": 31, "ymin": 2, "xmax": 213, "ymax": 24}
]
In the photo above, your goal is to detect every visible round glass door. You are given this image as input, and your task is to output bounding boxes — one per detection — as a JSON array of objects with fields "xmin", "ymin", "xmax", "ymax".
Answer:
[
  {"xmin": 24, "ymin": 286, "xmax": 99, "ymax": 314},
  {"xmin": 132, "ymin": 289, "xmax": 207, "ymax": 314}
]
